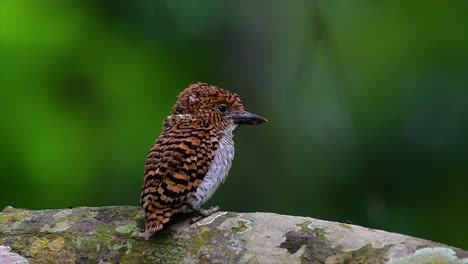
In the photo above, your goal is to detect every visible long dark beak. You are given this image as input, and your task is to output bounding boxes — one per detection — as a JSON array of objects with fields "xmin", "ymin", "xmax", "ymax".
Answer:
[{"xmin": 230, "ymin": 111, "xmax": 268, "ymax": 125}]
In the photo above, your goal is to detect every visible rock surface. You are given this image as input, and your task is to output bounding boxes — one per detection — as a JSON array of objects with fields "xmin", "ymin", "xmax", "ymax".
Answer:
[{"xmin": 0, "ymin": 206, "xmax": 466, "ymax": 263}]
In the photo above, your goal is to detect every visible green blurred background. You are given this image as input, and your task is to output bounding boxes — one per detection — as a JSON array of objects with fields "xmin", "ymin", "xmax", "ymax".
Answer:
[{"xmin": 1, "ymin": 0, "xmax": 468, "ymax": 249}]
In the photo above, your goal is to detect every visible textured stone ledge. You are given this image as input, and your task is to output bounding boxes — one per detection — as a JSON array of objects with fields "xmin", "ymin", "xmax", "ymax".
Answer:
[{"xmin": 0, "ymin": 206, "xmax": 466, "ymax": 263}]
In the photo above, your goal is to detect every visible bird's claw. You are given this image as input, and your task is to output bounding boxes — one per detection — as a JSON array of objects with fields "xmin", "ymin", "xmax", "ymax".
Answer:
[
  {"xmin": 198, "ymin": 205, "xmax": 220, "ymax": 216},
  {"xmin": 189, "ymin": 206, "xmax": 220, "ymax": 224}
]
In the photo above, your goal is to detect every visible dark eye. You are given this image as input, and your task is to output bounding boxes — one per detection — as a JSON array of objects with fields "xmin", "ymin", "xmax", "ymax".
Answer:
[{"xmin": 217, "ymin": 104, "xmax": 228, "ymax": 114}]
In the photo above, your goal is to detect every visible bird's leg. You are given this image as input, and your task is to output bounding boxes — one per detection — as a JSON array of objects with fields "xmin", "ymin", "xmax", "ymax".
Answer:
[
  {"xmin": 193, "ymin": 205, "xmax": 220, "ymax": 216},
  {"xmin": 189, "ymin": 205, "xmax": 220, "ymax": 224}
]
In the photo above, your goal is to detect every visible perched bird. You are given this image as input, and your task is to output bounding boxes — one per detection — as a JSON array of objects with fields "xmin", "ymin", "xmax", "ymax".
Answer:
[{"xmin": 140, "ymin": 82, "xmax": 267, "ymax": 238}]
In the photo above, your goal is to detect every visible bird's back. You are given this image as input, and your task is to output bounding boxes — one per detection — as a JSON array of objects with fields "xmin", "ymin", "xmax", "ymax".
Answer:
[{"xmin": 140, "ymin": 115, "xmax": 221, "ymax": 233}]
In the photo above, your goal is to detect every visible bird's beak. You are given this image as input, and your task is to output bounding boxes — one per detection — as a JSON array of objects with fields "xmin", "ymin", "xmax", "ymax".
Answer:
[{"xmin": 230, "ymin": 111, "xmax": 268, "ymax": 125}]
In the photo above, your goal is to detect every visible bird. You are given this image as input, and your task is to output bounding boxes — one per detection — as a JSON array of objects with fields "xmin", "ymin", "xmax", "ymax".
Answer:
[{"xmin": 140, "ymin": 82, "xmax": 267, "ymax": 238}]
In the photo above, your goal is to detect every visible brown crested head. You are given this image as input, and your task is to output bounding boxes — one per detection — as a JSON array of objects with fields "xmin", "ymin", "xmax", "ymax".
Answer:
[
  {"xmin": 171, "ymin": 82, "xmax": 267, "ymax": 128},
  {"xmin": 173, "ymin": 82, "xmax": 243, "ymax": 116}
]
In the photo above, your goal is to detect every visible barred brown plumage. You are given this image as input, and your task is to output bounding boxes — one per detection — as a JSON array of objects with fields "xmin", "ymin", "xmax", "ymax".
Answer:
[{"xmin": 140, "ymin": 82, "xmax": 267, "ymax": 238}]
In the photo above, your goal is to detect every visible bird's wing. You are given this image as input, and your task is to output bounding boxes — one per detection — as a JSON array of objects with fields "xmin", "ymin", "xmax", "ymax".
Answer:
[{"xmin": 140, "ymin": 126, "xmax": 219, "ymax": 232}]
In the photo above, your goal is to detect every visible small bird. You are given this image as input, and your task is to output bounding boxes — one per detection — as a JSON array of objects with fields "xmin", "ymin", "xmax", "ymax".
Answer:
[{"xmin": 140, "ymin": 82, "xmax": 267, "ymax": 238}]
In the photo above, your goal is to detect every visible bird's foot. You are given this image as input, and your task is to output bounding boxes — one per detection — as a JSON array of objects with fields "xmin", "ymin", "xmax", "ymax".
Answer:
[
  {"xmin": 189, "ymin": 206, "xmax": 220, "ymax": 224},
  {"xmin": 197, "ymin": 205, "xmax": 220, "ymax": 217}
]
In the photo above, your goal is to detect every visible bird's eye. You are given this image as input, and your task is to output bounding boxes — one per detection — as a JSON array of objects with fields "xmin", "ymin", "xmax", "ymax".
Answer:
[{"xmin": 217, "ymin": 104, "xmax": 228, "ymax": 114}]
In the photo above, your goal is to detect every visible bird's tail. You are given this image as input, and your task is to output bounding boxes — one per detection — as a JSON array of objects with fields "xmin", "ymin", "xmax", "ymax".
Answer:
[{"xmin": 144, "ymin": 208, "xmax": 173, "ymax": 234}]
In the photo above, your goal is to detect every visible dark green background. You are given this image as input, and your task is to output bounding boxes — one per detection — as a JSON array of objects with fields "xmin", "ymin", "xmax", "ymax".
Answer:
[{"xmin": 1, "ymin": 1, "xmax": 467, "ymax": 249}]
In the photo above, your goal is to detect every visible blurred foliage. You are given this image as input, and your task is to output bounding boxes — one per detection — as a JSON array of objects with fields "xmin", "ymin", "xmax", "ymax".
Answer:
[{"xmin": 1, "ymin": 0, "xmax": 468, "ymax": 249}]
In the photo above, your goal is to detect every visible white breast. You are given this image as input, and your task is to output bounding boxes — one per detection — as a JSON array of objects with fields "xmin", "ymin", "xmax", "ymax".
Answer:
[{"xmin": 188, "ymin": 125, "xmax": 237, "ymax": 207}]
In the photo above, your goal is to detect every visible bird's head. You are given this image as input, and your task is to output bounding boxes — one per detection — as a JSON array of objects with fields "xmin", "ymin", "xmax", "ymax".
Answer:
[{"xmin": 171, "ymin": 82, "xmax": 267, "ymax": 129}]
